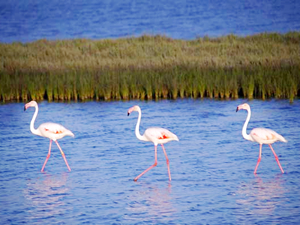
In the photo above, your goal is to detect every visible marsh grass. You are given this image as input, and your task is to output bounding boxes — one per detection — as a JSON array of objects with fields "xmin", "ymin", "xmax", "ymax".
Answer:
[{"xmin": 0, "ymin": 32, "xmax": 300, "ymax": 102}]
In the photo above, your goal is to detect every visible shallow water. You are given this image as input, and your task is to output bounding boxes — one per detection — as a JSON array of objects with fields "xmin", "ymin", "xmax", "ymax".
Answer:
[
  {"xmin": 0, "ymin": 99, "xmax": 300, "ymax": 224},
  {"xmin": 1, "ymin": 0, "xmax": 300, "ymax": 43}
]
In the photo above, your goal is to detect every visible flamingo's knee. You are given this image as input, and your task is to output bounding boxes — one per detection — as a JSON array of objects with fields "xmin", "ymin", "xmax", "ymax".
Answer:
[{"xmin": 257, "ymin": 157, "xmax": 261, "ymax": 163}]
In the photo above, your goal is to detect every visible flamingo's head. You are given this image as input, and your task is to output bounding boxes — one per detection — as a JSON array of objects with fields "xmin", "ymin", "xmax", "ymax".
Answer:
[
  {"xmin": 236, "ymin": 103, "xmax": 250, "ymax": 112},
  {"xmin": 127, "ymin": 105, "xmax": 141, "ymax": 116},
  {"xmin": 24, "ymin": 101, "xmax": 38, "ymax": 111}
]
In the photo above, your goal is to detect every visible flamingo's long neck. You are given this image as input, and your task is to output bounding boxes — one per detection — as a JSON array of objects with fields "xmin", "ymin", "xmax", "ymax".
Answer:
[
  {"xmin": 30, "ymin": 104, "xmax": 41, "ymax": 136},
  {"xmin": 135, "ymin": 108, "xmax": 147, "ymax": 141},
  {"xmin": 242, "ymin": 108, "xmax": 253, "ymax": 141}
]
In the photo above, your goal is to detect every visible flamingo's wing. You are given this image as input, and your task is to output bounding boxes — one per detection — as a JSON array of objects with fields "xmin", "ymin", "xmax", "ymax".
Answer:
[
  {"xmin": 39, "ymin": 122, "xmax": 67, "ymax": 135},
  {"xmin": 145, "ymin": 127, "xmax": 178, "ymax": 141},
  {"xmin": 250, "ymin": 128, "xmax": 286, "ymax": 142}
]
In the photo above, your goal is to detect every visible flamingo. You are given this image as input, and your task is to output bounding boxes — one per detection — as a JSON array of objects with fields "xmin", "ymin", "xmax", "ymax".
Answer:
[
  {"xmin": 236, "ymin": 103, "xmax": 287, "ymax": 174},
  {"xmin": 127, "ymin": 105, "xmax": 179, "ymax": 181},
  {"xmin": 24, "ymin": 101, "xmax": 74, "ymax": 172}
]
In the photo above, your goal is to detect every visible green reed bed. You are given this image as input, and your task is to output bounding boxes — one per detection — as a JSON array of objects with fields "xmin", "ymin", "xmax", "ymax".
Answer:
[{"xmin": 1, "ymin": 32, "xmax": 300, "ymax": 102}]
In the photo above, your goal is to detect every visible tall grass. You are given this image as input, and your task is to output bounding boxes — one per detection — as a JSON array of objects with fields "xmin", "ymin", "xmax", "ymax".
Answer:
[{"xmin": 0, "ymin": 32, "xmax": 300, "ymax": 102}]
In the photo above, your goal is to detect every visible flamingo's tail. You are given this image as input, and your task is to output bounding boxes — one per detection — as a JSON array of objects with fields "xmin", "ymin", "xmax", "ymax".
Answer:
[
  {"xmin": 277, "ymin": 133, "xmax": 287, "ymax": 143},
  {"xmin": 65, "ymin": 130, "xmax": 75, "ymax": 138}
]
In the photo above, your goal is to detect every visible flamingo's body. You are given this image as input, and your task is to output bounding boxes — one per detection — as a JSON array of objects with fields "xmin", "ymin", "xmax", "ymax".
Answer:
[
  {"xmin": 127, "ymin": 105, "xmax": 179, "ymax": 181},
  {"xmin": 24, "ymin": 101, "xmax": 74, "ymax": 172},
  {"xmin": 236, "ymin": 103, "xmax": 287, "ymax": 174}
]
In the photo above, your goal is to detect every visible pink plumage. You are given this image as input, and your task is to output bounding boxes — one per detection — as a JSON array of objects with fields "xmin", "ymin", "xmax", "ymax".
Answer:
[
  {"xmin": 24, "ymin": 101, "xmax": 74, "ymax": 172},
  {"xmin": 128, "ymin": 105, "xmax": 179, "ymax": 181},
  {"xmin": 250, "ymin": 127, "xmax": 287, "ymax": 144},
  {"xmin": 236, "ymin": 103, "xmax": 286, "ymax": 174},
  {"xmin": 144, "ymin": 127, "xmax": 179, "ymax": 144},
  {"xmin": 38, "ymin": 122, "xmax": 74, "ymax": 141}
]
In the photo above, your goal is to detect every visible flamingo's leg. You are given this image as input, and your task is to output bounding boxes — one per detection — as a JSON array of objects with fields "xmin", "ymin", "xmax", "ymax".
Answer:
[
  {"xmin": 254, "ymin": 144, "xmax": 262, "ymax": 174},
  {"xmin": 269, "ymin": 144, "xmax": 284, "ymax": 173},
  {"xmin": 55, "ymin": 140, "xmax": 71, "ymax": 172},
  {"xmin": 161, "ymin": 144, "xmax": 171, "ymax": 181},
  {"xmin": 41, "ymin": 140, "xmax": 52, "ymax": 172},
  {"xmin": 134, "ymin": 145, "xmax": 158, "ymax": 181}
]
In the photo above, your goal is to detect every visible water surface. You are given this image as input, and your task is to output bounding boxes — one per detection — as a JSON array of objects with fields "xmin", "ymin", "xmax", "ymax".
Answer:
[
  {"xmin": 0, "ymin": 99, "xmax": 300, "ymax": 224},
  {"xmin": 0, "ymin": 0, "xmax": 299, "ymax": 43}
]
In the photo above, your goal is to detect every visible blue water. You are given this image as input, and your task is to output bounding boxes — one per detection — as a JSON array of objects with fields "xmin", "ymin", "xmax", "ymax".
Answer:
[
  {"xmin": 0, "ymin": 0, "xmax": 300, "ymax": 43},
  {"xmin": 0, "ymin": 99, "xmax": 300, "ymax": 224}
]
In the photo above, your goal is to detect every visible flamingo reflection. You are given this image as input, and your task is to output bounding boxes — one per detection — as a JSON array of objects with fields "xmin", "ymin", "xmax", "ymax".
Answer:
[
  {"xmin": 125, "ymin": 183, "xmax": 176, "ymax": 223},
  {"xmin": 236, "ymin": 175, "xmax": 285, "ymax": 217},
  {"xmin": 23, "ymin": 173, "xmax": 71, "ymax": 221}
]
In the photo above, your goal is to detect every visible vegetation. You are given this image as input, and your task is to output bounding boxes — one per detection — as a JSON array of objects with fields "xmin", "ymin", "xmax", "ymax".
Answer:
[{"xmin": 0, "ymin": 32, "xmax": 300, "ymax": 102}]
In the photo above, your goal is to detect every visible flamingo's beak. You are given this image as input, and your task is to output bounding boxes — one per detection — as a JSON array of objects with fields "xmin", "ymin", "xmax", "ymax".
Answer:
[
  {"xmin": 127, "ymin": 112, "xmax": 130, "ymax": 116},
  {"xmin": 236, "ymin": 107, "xmax": 239, "ymax": 112},
  {"xmin": 24, "ymin": 106, "xmax": 27, "ymax": 111}
]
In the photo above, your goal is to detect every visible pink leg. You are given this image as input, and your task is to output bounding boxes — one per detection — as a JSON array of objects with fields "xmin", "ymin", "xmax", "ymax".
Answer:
[
  {"xmin": 134, "ymin": 145, "xmax": 158, "ymax": 181},
  {"xmin": 55, "ymin": 141, "xmax": 71, "ymax": 172},
  {"xmin": 254, "ymin": 144, "xmax": 262, "ymax": 174},
  {"xmin": 161, "ymin": 144, "xmax": 171, "ymax": 181},
  {"xmin": 41, "ymin": 140, "xmax": 52, "ymax": 172},
  {"xmin": 269, "ymin": 144, "xmax": 284, "ymax": 173}
]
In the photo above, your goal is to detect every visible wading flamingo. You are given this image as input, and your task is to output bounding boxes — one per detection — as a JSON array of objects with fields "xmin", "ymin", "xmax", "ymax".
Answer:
[
  {"xmin": 236, "ymin": 103, "xmax": 287, "ymax": 174},
  {"xmin": 127, "ymin": 105, "xmax": 179, "ymax": 181},
  {"xmin": 24, "ymin": 101, "xmax": 74, "ymax": 172}
]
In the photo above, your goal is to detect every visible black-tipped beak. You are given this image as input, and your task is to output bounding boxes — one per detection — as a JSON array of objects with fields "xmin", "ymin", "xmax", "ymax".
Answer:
[
  {"xmin": 127, "ymin": 112, "xmax": 130, "ymax": 116},
  {"xmin": 236, "ymin": 107, "xmax": 239, "ymax": 112},
  {"xmin": 24, "ymin": 106, "xmax": 26, "ymax": 111}
]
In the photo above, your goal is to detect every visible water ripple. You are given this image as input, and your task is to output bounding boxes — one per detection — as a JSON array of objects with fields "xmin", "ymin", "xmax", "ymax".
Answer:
[
  {"xmin": 0, "ymin": 99, "xmax": 299, "ymax": 224},
  {"xmin": 1, "ymin": 0, "xmax": 300, "ymax": 43}
]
